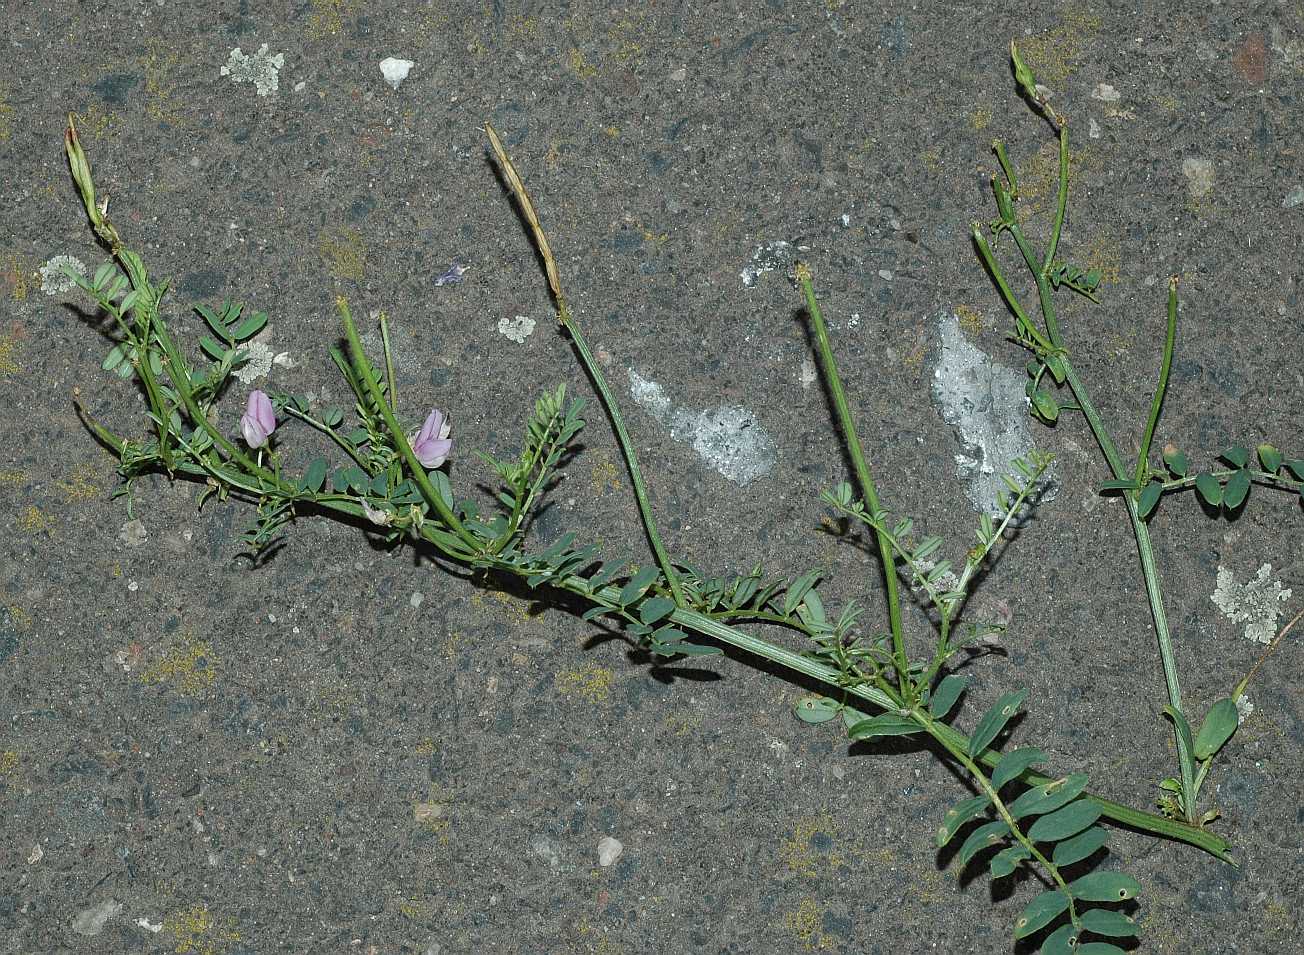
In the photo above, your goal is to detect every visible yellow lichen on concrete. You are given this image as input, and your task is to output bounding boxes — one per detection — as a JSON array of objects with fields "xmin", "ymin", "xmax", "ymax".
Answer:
[
  {"xmin": 0, "ymin": 750, "xmax": 19, "ymax": 774},
  {"xmin": 1018, "ymin": 11, "xmax": 1102, "ymax": 88},
  {"xmin": 142, "ymin": 635, "xmax": 219, "ymax": 696},
  {"xmin": 780, "ymin": 814, "xmax": 842, "ymax": 878},
  {"xmin": 0, "ymin": 334, "xmax": 22, "ymax": 376},
  {"xmin": 139, "ymin": 40, "xmax": 187, "ymax": 126},
  {"xmin": 554, "ymin": 663, "xmax": 614, "ymax": 703},
  {"xmin": 783, "ymin": 897, "xmax": 833, "ymax": 950},
  {"xmin": 1082, "ymin": 235, "xmax": 1122, "ymax": 285},
  {"xmin": 306, "ymin": 0, "xmax": 360, "ymax": 39},
  {"xmin": 318, "ymin": 227, "xmax": 367, "ymax": 282},
  {"xmin": 3, "ymin": 253, "xmax": 34, "ymax": 300},
  {"xmin": 164, "ymin": 904, "xmax": 241, "ymax": 955},
  {"xmin": 57, "ymin": 461, "xmax": 103, "ymax": 503},
  {"xmin": 470, "ymin": 589, "xmax": 536, "ymax": 625},
  {"xmin": 566, "ymin": 48, "xmax": 598, "ymax": 78},
  {"xmin": 17, "ymin": 506, "xmax": 54, "ymax": 535},
  {"xmin": 0, "ymin": 82, "xmax": 12, "ymax": 141},
  {"xmin": 590, "ymin": 457, "xmax": 622, "ymax": 495},
  {"xmin": 955, "ymin": 304, "xmax": 985, "ymax": 333},
  {"xmin": 0, "ymin": 468, "xmax": 25, "ymax": 487}
]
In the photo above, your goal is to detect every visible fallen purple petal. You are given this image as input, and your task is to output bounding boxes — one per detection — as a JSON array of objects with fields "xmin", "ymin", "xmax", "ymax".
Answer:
[{"xmin": 434, "ymin": 262, "xmax": 469, "ymax": 287}]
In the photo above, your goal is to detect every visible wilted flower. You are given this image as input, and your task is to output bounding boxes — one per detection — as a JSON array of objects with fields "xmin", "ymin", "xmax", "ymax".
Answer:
[
  {"xmin": 240, "ymin": 389, "xmax": 276, "ymax": 448},
  {"xmin": 411, "ymin": 409, "xmax": 452, "ymax": 468}
]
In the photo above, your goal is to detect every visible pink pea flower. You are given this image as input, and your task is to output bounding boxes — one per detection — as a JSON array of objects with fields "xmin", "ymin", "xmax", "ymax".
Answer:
[
  {"xmin": 412, "ymin": 408, "xmax": 452, "ymax": 468},
  {"xmin": 240, "ymin": 389, "xmax": 276, "ymax": 449}
]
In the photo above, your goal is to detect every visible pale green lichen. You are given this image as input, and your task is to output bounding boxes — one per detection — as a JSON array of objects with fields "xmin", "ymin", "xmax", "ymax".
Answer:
[
  {"xmin": 1211, "ymin": 564, "xmax": 1291, "ymax": 644},
  {"xmin": 220, "ymin": 44, "xmax": 284, "ymax": 97}
]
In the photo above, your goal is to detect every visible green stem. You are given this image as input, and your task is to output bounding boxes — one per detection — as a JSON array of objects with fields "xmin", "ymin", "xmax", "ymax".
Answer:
[
  {"xmin": 798, "ymin": 265, "xmax": 911, "ymax": 701},
  {"xmin": 990, "ymin": 118, "xmax": 1200, "ymax": 821},
  {"xmin": 1133, "ymin": 278, "xmax": 1178, "ymax": 486},
  {"xmin": 1043, "ymin": 124, "xmax": 1070, "ymax": 271},
  {"xmin": 559, "ymin": 305, "xmax": 685, "ymax": 607}
]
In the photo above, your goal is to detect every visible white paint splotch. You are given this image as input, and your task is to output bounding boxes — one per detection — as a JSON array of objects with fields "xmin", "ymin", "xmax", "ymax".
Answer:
[
  {"xmin": 628, "ymin": 369, "xmax": 775, "ymax": 486},
  {"xmin": 1211, "ymin": 564, "xmax": 1292, "ymax": 644},
  {"xmin": 740, "ymin": 240, "xmax": 792, "ymax": 288},
  {"xmin": 931, "ymin": 311, "xmax": 1055, "ymax": 514}
]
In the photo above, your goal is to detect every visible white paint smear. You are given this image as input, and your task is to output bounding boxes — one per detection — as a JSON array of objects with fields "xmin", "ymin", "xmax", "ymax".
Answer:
[
  {"xmin": 1211, "ymin": 564, "xmax": 1291, "ymax": 644},
  {"xmin": 931, "ymin": 311, "xmax": 1055, "ymax": 514},
  {"xmin": 740, "ymin": 240, "xmax": 792, "ymax": 288},
  {"xmin": 628, "ymin": 368, "xmax": 776, "ymax": 486}
]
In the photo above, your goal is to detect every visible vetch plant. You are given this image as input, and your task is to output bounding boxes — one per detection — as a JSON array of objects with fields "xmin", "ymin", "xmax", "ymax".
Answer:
[{"xmin": 58, "ymin": 45, "xmax": 1295, "ymax": 953}]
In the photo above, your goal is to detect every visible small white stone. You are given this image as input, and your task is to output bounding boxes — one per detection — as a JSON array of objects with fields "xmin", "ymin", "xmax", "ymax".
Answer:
[
  {"xmin": 878, "ymin": 269, "xmax": 893, "ymax": 281},
  {"xmin": 380, "ymin": 57, "xmax": 415, "ymax": 90},
  {"xmin": 1282, "ymin": 184, "xmax": 1304, "ymax": 209},
  {"xmin": 1088, "ymin": 118, "xmax": 1102, "ymax": 139},
  {"xmin": 410, "ymin": 592, "xmax": 424, "ymax": 610},
  {"xmin": 597, "ymin": 835, "xmax": 623, "ymax": 867},
  {"xmin": 669, "ymin": 66, "xmax": 687, "ymax": 82}
]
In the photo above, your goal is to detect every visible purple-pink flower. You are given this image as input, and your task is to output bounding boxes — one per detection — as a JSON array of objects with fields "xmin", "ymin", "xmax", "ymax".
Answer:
[
  {"xmin": 240, "ymin": 390, "xmax": 276, "ymax": 449},
  {"xmin": 412, "ymin": 408, "xmax": 452, "ymax": 468}
]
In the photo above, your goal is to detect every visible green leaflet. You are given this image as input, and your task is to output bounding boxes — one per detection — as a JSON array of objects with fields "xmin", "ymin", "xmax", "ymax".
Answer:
[
  {"xmin": 1013, "ymin": 889, "xmax": 1070, "ymax": 940},
  {"xmin": 847, "ymin": 714, "xmax": 921, "ymax": 740},
  {"xmin": 989, "ymin": 844, "xmax": 1030, "ymax": 879},
  {"xmin": 1026, "ymin": 799, "xmax": 1102, "ymax": 843},
  {"xmin": 929, "ymin": 674, "xmax": 968, "ymax": 720},
  {"xmin": 991, "ymin": 747, "xmax": 1046, "ymax": 791},
  {"xmin": 793, "ymin": 695, "xmax": 840, "ymax": 725},
  {"xmin": 968, "ymin": 688, "xmax": 1027, "ymax": 757},
  {"xmin": 936, "ymin": 795, "xmax": 992, "ymax": 848},
  {"xmin": 957, "ymin": 819, "xmax": 1010, "ymax": 867},
  {"xmin": 1194, "ymin": 697, "xmax": 1239, "ymax": 761},
  {"xmin": 1051, "ymin": 826, "xmax": 1110, "ymax": 866},
  {"xmin": 1078, "ymin": 907, "xmax": 1139, "ymax": 937},
  {"xmin": 1009, "ymin": 773, "xmax": 1091, "ymax": 820},
  {"xmin": 1068, "ymin": 871, "xmax": 1142, "ymax": 902}
]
